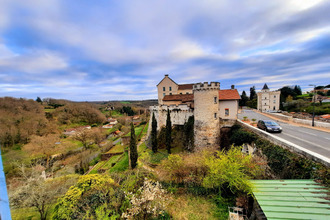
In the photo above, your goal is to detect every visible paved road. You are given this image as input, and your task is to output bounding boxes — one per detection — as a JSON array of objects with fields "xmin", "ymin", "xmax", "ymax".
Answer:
[{"xmin": 239, "ymin": 110, "xmax": 330, "ymax": 159}]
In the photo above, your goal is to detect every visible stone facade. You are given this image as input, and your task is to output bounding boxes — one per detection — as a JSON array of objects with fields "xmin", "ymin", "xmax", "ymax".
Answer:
[
  {"xmin": 257, "ymin": 84, "xmax": 281, "ymax": 112},
  {"xmin": 150, "ymin": 75, "xmax": 241, "ymax": 149},
  {"xmin": 193, "ymin": 82, "xmax": 220, "ymax": 148}
]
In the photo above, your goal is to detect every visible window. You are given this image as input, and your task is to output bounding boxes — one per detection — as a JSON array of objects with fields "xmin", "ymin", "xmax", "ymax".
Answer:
[
  {"xmin": 274, "ymin": 95, "xmax": 276, "ymax": 98},
  {"xmin": 225, "ymin": 109, "xmax": 229, "ymax": 116},
  {"xmin": 163, "ymin": 93, "xmax": 165, "ymax": 97},
  {"xmin": 170, "ymin": 93, "xmax": 172, "ymax": 95},
  {"xmin": 214, "ymin": 96, "xmax": 217, "ymax": 104},
  {"xmin": 180, "ymin": 93, "xmax": 182, "ymax": 94},
  {"xmin": 265, "ymin": 103, "xmax": 266, "ymax": 105},
  {"xmin": 169, "ymin": 86, "xmax": 172, "ymax": 91},
  {"xmin": 273, "ymin": 100, "xmax": 276, "ymax": 103},
  {"xmin": 264, "ymin": 97, "xmax": 267, "ymax": 99},
  {"xmin": 273, "ymin": 106, "xmax": 276, "ymax": 110},
  {"xmin": 186, "ymin": 92, "xmax": 189, "ymax": 94},
  {"xmin": 214, "ymin": 113, "xmax": 217, "ymax": 119},
  {"xmin": 163, "ymin": 87, "xmax": 165, "ymax": 91}
]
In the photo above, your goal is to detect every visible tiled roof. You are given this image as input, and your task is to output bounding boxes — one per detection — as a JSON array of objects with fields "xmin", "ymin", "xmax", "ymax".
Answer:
[
  {"xmin": 219, "ymin": 89, "xmax": 240, "ymax": 100},
  {"xmin": 178, "ymin": 83, "xmax": 194, "ymax": 90},
  {"xmin": 163, "ymin": 94, "xmax": 194, "ymax": 102}
]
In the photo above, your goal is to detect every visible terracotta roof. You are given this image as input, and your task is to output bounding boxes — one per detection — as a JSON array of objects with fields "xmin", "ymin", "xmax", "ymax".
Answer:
[
  {"xmin": 219, "ymin": 89, "xmax": 240, "ymax": 100},
  {"xmin": 178, "ymin": 83, "xmax": 194, "ymax": 90},
  {"xmin": 163, "ymin": 94, "xmax": 194, "ymax": 102}
]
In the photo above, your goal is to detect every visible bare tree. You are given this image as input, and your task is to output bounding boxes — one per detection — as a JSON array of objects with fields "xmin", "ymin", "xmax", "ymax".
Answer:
[{"xmin": 9, "ymin": 165, "xmax": 77, "ymax": 220}]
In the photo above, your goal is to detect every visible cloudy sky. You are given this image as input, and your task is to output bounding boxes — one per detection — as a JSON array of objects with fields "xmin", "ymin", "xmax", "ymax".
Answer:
[{"xmin": 0, "ymin": 0, "xmax": 329, "ymax": 101}]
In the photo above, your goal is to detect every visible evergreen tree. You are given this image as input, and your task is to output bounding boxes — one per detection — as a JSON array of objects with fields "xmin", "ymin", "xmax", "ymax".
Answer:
[
  {"xmin": 129, "ymin": 122, "xmax": 138, "ymax": 169},
  {"xmin": 293, "ymin": 85, "xmax": 302, "ymax": 96},
  {"xmin": 249, "ymin": 86, "xmax": 257, "ymax": 100},
  {"xmin": 36, "ymin": 97, "xmax": 42, "ymax": 103},
  {"xmin": 151, "ymin": 112, "xmax": 158, "ymax": 153},
  {"xmin": 239, "ymin": 90, "xmax": 249, "ymax": 106},
  {"xmin": 165, "ymin": 109, "xmax": 172, "ymax": 154}
]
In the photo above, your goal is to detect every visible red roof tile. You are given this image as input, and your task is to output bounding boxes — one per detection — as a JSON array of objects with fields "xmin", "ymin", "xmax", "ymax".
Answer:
[
  {"xmin": 219, "ymin": 89, "xmax": 240, "ymax": 100},
  {"xmin": 178, "ymin": 83, "xmax": 194, "ymax": 90},
  {"xmin": 163, "ymin": 94, "xmax": 194, "ymax": 102}
]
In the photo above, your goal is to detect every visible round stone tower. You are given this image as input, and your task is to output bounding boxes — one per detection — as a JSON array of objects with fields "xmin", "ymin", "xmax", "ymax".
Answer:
[{"xmin": 193, "ymin": 82, "xmax": 220, "ymax": 148}]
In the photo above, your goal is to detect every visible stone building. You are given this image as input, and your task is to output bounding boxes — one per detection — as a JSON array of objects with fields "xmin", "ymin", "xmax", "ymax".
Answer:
[
  {"xmin": 150, "ymin": 74, "xmax": 240, "ymax": 148},
  {"xmin": 257, "ymin": 84, "xmax": 281, "ymax": 112}
]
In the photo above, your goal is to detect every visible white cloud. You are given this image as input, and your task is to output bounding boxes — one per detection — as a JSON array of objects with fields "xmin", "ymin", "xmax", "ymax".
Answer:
[{"xmin": 0, "ymin": 50, "xmax": 68, "ymax": 73}]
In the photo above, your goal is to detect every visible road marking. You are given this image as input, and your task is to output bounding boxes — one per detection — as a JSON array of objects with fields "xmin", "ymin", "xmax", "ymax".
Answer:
[
  {"xmin": 282, "ymin": 133, "xmax": 329, "ymax": 151},
  {"xmin": 238, "ymin": 119, "xmax": 330, "ymax": 166}
]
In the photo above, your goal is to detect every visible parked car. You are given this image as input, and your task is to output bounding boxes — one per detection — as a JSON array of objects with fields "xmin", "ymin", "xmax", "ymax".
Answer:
[{"xmin": 257, "ymin": 120, "xmax": 282, "ymax": 133}]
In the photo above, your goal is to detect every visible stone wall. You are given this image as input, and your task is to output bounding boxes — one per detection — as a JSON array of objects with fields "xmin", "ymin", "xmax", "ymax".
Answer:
[
  {"xmin": 193, "ymin": 82, "xmax": 220, "ymax": 148},
  {"xmin": 148, "ymin": 104, "xmax": 193, "ymax": 132}
]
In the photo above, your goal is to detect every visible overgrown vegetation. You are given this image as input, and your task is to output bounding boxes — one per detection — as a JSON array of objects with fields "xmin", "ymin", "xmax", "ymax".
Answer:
[{"xmin": 230, "ymin": 124, "xmax": 330, "ymax": 186}]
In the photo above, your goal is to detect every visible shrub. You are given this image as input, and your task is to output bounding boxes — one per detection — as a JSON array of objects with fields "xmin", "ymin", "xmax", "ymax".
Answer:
[
  {"xmin": 121, "ymin": 179, "xmax": 169, "ymax": 219},
  {"xmin": 53, "ymin": 174, "xmax": 125, "ymax": 219}
]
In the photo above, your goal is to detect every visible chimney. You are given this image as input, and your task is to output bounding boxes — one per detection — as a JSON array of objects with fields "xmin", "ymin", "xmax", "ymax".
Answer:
[
  {"xmin": 231, "ymin": 85, "xmax": 235, "ymax": 89},
  {"xmin": 165, "ymin": 74, "xmax": 169, "ymax": 77}
]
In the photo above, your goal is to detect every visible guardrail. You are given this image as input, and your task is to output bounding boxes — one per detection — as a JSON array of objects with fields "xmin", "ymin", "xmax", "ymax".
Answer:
[{"xmin": 237, "ymin": 119, "xmax": 330, "ymax": 167}]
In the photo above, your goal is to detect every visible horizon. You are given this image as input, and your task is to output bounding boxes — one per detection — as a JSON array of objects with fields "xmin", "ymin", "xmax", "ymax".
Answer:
[{"xmin": 1, "ymin": 0, "xmax": 330, "ymax": 101}]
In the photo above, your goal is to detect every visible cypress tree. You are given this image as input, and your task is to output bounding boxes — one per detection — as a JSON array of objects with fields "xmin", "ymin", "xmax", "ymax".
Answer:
[
  {"xmin": 250, "ymin": 86, "xmax": 256, "ymax": 100},
  {"xmin": 129, "ymin": 122, "xmax": 138, "ymax": 169},
  {"xmin": 239, "ymin": 90, "xmax": 249, "ymax": 106},
  {"xmin": 165, "ymin": 109, "xmax": 172, "ymax": 154},
  {"xmin": 151, "ymin": 112, "xmax": 158, "ymax": 153}
]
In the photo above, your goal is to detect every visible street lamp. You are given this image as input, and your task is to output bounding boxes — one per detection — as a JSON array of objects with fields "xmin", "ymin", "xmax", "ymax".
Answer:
[{"xmin": 309, "ymin": 84, "xmax": 316, "ymax": 127}]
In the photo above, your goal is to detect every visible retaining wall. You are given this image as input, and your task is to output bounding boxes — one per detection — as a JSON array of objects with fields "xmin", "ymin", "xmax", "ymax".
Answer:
[
  {"xmin": 264, "ymin": 112, "xmax": 330, "ymax": 129},
  {"xmin": 237, "ymin": 119, "xmax": 330, "ymax": 167}
]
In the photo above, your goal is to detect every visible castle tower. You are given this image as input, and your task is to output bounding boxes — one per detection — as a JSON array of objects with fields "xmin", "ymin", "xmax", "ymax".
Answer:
[{"xmin": 193, "ymin": 82, "xmax": 220, "ymax": 148}]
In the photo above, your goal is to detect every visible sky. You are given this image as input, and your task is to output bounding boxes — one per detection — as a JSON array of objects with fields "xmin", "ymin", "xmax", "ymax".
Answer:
[{"xmin": 0, "ymin": 0, "xmax": 330, "ymax": 101}]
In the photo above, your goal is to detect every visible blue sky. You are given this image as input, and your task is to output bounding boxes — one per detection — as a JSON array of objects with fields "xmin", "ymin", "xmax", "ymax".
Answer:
[{"xmin": 0, "ymin": 0, "xmax": 329, "ymax": 101}]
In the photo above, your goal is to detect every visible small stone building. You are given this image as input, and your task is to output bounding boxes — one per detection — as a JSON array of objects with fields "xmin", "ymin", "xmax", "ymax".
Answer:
[
  {"xmin": 257, "ymin": 84, "xmax": 281, "ymax": 112},
  {"xmin": 150, "ymin": 74, "xmax": 240, "ymax": 148}
]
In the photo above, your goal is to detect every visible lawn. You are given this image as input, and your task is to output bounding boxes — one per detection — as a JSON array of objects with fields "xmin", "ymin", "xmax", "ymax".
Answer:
[
  {"xmin": 110, "ymin": 152, "xmax": 129, "ymax": 172},
  {"xmin": 124, "ymin": 124, "xmax": 144, "ymax": 137},
  {"xmin": 140, "ymin": 122, "xmax": 149, "ymax": 137},
  {"xmin": 110, "ymin": 110, "xmax": 123, "ymax": 117},
  {"xmin": 166, "ymin": 194, "xmax": 220, "ymax": 220},
  {"xmin": 108, "ymin": 144, "xmax": 125, "ymax": 154},
  {"xmin": 103, "ymin": 155, "xmax": 122, "ymax": 169},
  {"xmin": 89, "ymin": 160, "xmax": 107, "ymax": 174}
]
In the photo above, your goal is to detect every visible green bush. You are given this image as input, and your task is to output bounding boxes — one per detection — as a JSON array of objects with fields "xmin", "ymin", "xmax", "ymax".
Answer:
[{"xmin": 53, "ymin": 174, "xmax": 126, "ymax": 219}]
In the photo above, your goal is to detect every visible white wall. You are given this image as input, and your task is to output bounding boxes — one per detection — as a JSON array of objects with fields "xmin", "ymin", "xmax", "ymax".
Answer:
[{"xmin": 219, "ymin": 100, "xmax": 238, "ymax": 120}]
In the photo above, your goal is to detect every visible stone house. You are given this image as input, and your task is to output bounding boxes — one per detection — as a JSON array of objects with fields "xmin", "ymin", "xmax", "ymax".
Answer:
[
  {"xmin": 150, "ymin": 74, "xmax": 240, "ymax": 148},
  {"xmin": 257, "ymin": 84, "xmax": 281, "ymax": 112}
]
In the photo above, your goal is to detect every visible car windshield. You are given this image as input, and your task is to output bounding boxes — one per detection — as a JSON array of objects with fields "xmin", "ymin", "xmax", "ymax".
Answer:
[{"xmin": 264, "ymin": 121, "xmax": 278, "ymax": 126}]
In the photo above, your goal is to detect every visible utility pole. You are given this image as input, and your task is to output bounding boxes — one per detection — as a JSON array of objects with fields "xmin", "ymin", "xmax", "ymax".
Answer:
[{"xmin": 309, "ymin": 84, "xmax": 316, "ymax": 127}]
